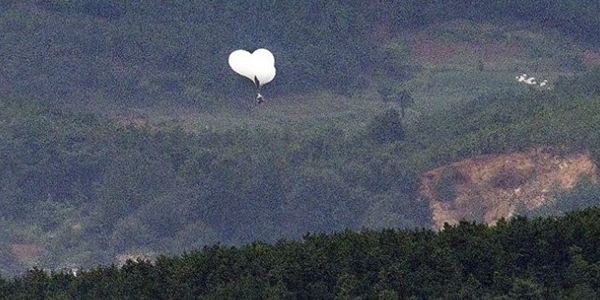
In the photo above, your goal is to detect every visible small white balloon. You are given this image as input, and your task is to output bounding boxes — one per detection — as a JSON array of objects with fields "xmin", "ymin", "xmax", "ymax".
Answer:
[
  {"xmin": 228, "ymin": 50, "xmax": 255, "ymax": 82},
  {"xmin": 253, "ymin": 48, "xmax": 275, "ymax": 67}
]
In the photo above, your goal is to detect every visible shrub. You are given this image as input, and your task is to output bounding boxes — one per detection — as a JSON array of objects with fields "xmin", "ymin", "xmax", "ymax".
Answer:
[{"xmin": 368, "ymin": 108, "xmax": 405, "ymax": 144}]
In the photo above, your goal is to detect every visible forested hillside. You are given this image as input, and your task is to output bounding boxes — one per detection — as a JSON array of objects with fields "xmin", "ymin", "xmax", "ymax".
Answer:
[
  {"xmin": 4, "ymin": 208, "xmax": 600, "ymax": 299},
  {"xmin": 0, "ymin": 0, "xmax": 599, "ymax": 279},
  {"xmin": 1, "ymin": 63, "xmax": 599, "ymax": 277},
  {"xmin": 1, "ymin": 0, "xmax": 599, "ymax": 106}
]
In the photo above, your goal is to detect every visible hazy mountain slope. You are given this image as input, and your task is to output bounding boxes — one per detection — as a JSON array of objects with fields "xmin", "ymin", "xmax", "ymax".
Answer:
[{"xmin": 0, "ymin": 1, "xmax": 599, "ymax": 277}]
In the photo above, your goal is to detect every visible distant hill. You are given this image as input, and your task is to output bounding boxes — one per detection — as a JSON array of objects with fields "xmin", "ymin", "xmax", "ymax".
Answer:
[
  {"xmin": 1, "ymin": 2, "xmax": 599, "ymax": 113},
  {"xmin": 0, "ymin": 1, "xmax": 599, "ymax": 278}
]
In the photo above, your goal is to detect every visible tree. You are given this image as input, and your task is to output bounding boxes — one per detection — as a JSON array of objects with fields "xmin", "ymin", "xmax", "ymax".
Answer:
[
  {"xmin": 507, "ymin": 277, "xmax": 544, "ymax": 300},
  {"xmin": 377, "ymin": 84, "xmax": 415, "ymax": 118},
  {"xmin": 368, "ymin": 109, "xmax": 405, "ymax": 144}
]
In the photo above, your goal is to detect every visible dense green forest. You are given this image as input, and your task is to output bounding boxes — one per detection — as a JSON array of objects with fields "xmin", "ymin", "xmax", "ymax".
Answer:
[
  {"xmin": 1, "ymin": 0, "xmax": 600, "ymax": 289},
  {"xmin": 4, "ymin": 208, "xmax": 600, "ymax": 299},
  {"xmin": 2, "ymin": 0, "xmax": 599, "ymax": 105}
]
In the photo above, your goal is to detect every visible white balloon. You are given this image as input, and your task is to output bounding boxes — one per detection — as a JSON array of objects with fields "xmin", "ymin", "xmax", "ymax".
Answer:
[
  {"xmin": 253, "ymin": 48, "xmax": 275, "ymax": 67},
  {"xmin": 256, "ymin": 64, "xmax": 276, "ymax": 86},
  {"xmin": 228, "ymin": 50, "xmax": 255, "ymax": 82},
  {"xmin": 228, "ymin": 48, "xmax": 276, "ymax": 87}
]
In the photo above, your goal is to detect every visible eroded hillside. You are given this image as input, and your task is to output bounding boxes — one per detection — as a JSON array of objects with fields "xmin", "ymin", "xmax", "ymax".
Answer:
[{"xmin": 420, "ymin": 147, "xmax": 598, "ymax": 229}]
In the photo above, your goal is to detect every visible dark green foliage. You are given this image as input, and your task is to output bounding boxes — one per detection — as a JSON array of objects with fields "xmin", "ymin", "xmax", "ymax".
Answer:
[
  {"xmin": 368, "ymin": 109, "xmax": 405, "ymax": 144},
  {"xmin": 554, "ymin": 178, "xmax": 600, "ymax": 213},
  {"xmin": 409, "ymin": 81, "xmax": 600, "ymax": 167},
  {"xmin": 4, "ymin": 208, "xmax": 600, "ymax": 298},
  {"xmin": 375, "ymin": 39, "xmax": 416, "ymax": 83},
  {"xmin": 0, "ymin": 94, "xmax": 429, "ymax": 274},
  {"xmin": 555, "ymin": 67, "xmax": 600, "ymax": 97},
  {"xmin": 434, "ymin": 166, "xmax": 462, "ymax": 203}
]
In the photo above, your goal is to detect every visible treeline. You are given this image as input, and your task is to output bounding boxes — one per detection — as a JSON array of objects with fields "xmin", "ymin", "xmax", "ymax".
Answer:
[
  {"xmin": 4, "ymin": 207, "xmax": 600, "ymax": 299},
  {"xmin": 2, "ymin": 0, "xmax": 599, "ymax": 107}
]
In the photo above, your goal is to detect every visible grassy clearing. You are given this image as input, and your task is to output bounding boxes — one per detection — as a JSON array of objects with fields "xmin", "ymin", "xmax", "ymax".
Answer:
[
  {"xmin": 406, "ymin": 70, "xmax": 523, "ymax": 112},
  {"xmin": 125, "ymin": 90, "xmax": 390, "ymax": 138}
]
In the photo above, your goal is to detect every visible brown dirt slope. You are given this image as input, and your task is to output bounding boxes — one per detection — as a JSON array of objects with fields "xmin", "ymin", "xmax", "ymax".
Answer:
[{"xmin": 420, "ymin": 147, "xmax": 598, "ymax": 230}]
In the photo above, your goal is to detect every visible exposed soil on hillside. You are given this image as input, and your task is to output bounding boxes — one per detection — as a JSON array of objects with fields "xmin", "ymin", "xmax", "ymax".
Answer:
[
  {"xmin": 582, "ymin": 49, "xmax": 600, "ymax": 66},
  {"xmin": 404, "ymin": 19, "xmax": 600, "ymax": 72},
  {"xmin": 408, "ymin": 34, "xmax": 523, "ymax": 69},
  {"xmin": 420, "ymin": 147, "xmax": 598, "ymax": 229},
  {"xmin": 11, "ymin": 243, "xmax": 46, "ymax": 263}
]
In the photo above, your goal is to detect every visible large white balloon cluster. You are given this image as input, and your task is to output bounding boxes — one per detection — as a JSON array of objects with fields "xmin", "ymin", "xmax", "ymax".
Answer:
[{"xmin": 229, "ymin": 48, "xmax": 276, "ymax": 103}]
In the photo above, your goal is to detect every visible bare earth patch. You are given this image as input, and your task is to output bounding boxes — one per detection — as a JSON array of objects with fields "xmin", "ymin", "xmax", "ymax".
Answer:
[
  {"xmin": 11, "ymin": 243, "xmax": 46, "ymax": 262},
  {"xmin": 420, "ymin": 147, "xmax": 598, "ymax": 229},
  {"xmin": 582, "ymin": 49, "xmax": 600, "ymax": 67},
  {"xmin": 407, "ymin": 28, "xmax": 524, "ymax": 69},
  {"xmin": 405, "ymin": 20, "xmax": 596, "ymax": 73}
]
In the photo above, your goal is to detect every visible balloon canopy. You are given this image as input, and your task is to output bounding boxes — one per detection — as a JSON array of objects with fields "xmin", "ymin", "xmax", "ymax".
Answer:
[{"xmin": 228, "ymin": 48, "xmax": 276, "ymax": 87}]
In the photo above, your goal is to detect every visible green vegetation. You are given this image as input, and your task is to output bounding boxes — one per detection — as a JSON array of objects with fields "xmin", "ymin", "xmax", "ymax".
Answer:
[
  {"xmin": 0, "ymin": 94, "xmax": 428, "ymax": 274},
  {"xmin": 1, "ymin": 1, "xmax": 598, "ymax": 107},
  {"xmin": 0, "ymin": 63, "xmax": 598, "ymax": 277},
  {"xmin": 0, "ymin": 0, "xmax": 599, "ymax": 296},
  {"xmin": 408, "ymin": 68, "xmax": 600, "ymax": 166},
  {"xmin": 435, "ymin": 166, "xmax": 462, "ymax": 204},
  {"xmin": 3, "ymin": 208, "xmax": 600, "ymax": 298}
]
